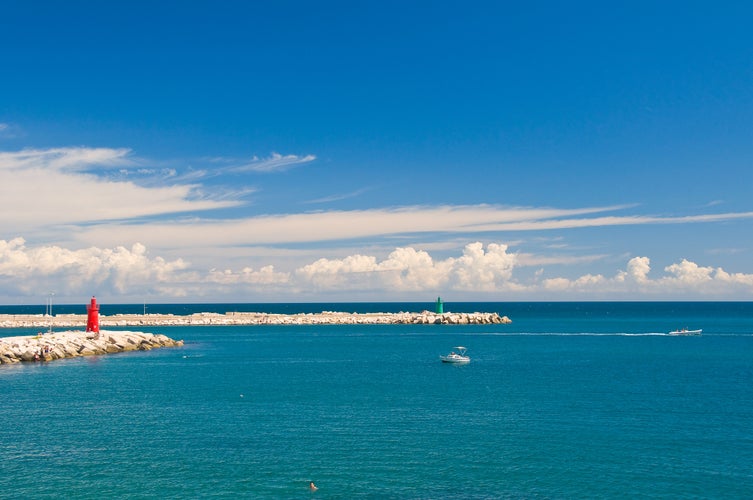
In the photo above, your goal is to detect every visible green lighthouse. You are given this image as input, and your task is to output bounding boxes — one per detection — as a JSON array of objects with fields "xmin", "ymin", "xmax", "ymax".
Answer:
[{"xmin": 435, "ymin": 296, "xmax": 444, "ymax": 314}]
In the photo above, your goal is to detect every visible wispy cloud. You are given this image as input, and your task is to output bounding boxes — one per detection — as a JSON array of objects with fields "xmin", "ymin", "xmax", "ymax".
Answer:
[
  {"xmin": 0, "ymin": 147, "xmax": 239, "ymax": 233},
  {"xmin": 705, "ymin": 247, "xmax": 746, "ymax": 255},
  {"xmin": 461, "ymin": 212, "xmax": 753, "ymax": 232},
  {"xmin": 65, "ymin": 204, "xmax": 753, "ymax": 252},
  {"xmin": 3, "ymin": 143, "xmax": 753, "ymax": 302},
  {"xmin": 231, "ymin": 152, "xmax": 316, "ymax": 173},
  {"xmin": 0, "ymin": 123, "xmax": 19, "ymax": 139},
  {"xmin": 66, "ymin": 204, "xmax": 625, "ymax": 249},
  {"xmin": 0, "ymin": 146, "xmax": 134, "ymax": 172},
  {"xmin": 4, "ymin": 146, "xmax": 752, "ymax": 257},
  {"xmin": 304, "ymin": 187, "xmax": 371, "ymax": 204},
  {"xmin": 516, "ymin": 253, "xmax": 608, "ymax": 267}
]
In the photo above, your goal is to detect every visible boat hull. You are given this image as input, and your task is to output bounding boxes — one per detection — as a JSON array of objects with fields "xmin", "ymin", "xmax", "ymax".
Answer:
[{"xmin": 440, "ymin": 355, "xmax": 470, "ymax": 364}]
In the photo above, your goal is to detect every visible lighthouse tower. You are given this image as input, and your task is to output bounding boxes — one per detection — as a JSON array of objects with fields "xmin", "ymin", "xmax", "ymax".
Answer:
[
  {"xmin": 86, "ymin": 296, "xmax": 100, "ymax": 334},
  {"xmin": 435, "ymin": 296, "xmax": 444, "ymax": 314}
]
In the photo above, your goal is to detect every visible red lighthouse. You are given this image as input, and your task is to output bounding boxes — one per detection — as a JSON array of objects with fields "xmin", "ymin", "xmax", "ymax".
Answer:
[{"xmin": 86, "ymin": 296, "xmax": 100, "ymax": 334}]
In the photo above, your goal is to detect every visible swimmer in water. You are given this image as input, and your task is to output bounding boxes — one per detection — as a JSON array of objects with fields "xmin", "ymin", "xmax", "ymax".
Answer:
[{"xmin": 309, "ymin": 481, "xmax": 318, "ymax": 491}]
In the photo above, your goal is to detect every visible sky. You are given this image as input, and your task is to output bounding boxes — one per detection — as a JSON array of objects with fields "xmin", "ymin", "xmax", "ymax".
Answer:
[{"xmin": 1, "ymin": 1, "xmax": 753, "ymax": 304}]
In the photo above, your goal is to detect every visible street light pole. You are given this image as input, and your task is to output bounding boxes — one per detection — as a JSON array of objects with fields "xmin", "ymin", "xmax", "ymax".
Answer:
[{"xmin": 47, "ymin": 291, "xmax": 55, "ymax": 334}]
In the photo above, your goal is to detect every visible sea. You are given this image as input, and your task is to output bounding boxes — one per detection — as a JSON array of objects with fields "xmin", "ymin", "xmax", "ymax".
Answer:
[{"xmin": 1, "ymin": 302, "xmax": 752, "ymax": 499}]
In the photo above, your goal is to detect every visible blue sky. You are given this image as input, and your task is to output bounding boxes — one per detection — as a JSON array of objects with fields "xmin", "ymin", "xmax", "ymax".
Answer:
[{"xmin": 1, "ymin": 1, "xmax": 753, "ymax": 303}]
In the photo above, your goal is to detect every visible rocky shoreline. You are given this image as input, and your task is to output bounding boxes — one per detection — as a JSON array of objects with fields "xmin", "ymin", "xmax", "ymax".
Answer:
[
  {"xmin": 0, "ymin": 330, "xmax": 184, "ymax": 364},
  {"xmin": 0, "ymin": 310, "xmax": 511, "ymax": 328}
]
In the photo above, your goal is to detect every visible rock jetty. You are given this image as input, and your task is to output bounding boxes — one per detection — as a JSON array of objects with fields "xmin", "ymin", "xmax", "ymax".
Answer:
[
  {"xmin": 0, "ymin": 330, "xmax": 184, "ymax": 364},
  {"xmin": 0, "ymin": 311, "xmax": 511, "ymax": 328}
]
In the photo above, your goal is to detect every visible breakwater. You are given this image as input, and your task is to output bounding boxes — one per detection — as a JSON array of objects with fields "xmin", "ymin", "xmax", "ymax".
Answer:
[
  {"xmin": 0, "ymin": 311, "xmax": 511, "ymax": 328},
  {"xmin": 0, "ymin": 330, "xmax": 184, "ymax": 364}
]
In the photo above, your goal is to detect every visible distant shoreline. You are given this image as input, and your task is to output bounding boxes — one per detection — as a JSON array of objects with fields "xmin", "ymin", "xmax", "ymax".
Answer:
[{"xmin": 0, "ymin": 311, "xmax": 511, "ymax": 328}]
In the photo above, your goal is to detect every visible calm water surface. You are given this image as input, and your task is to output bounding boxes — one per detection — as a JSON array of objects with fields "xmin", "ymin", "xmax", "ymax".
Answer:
[{"xmin": 1, "ymin": 303, "xmax": 752, "ymax": 498}]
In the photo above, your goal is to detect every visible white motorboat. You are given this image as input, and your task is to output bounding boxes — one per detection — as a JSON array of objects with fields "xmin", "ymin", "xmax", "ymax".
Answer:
[
  {"xmin": 668, "ymin": 328, "xmax": 702, "ymax": 336},
  {"xmin": 440, "ymin": 346, "xmax": 470, "ymax": 364}
]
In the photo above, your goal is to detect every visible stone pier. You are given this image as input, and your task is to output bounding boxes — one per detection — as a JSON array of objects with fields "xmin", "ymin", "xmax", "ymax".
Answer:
[
  {"xmin": 0, "ymin": 330, "xmax": 184, "ymax": 364},
  {"xmin": 0, "ymin": 310, "xmax": 512, "ymax": 328}
]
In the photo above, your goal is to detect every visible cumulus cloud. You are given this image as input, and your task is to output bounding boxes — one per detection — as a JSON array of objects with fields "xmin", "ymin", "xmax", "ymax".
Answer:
[
  {"xmin": 714, "ymin": 268, "xmax": 753, "ymax": 286},
  {"xmin": 0, "ymin": 239, "xmax": 522, "ymax": 299},
  {"xmin": 0, "ymin": 237, "xmax": 188, "ymax": 296},
  {"xmin": 207, "ymin": 266, "xmax": 290, "ymax": 286},
  {"xmin": 2, "ymin": 238, "xmax": 753, "ymax": 301},
  {"xmin": 543, "ymin": 255, "xmax": 753, "ymax": 296},
  {"xmin": 295, "ymin": 242, "xmax": 519, "ymax": 292},
  {"xmin": 621, "ymin": 256, "xmax": 651, "ymax": 283},
  {"xmin": 664, "ymin": 259, "xmax": 715, "ymax": 284},
  {"xmin": 451, "ymin": 242, "xmax": 517, "ymax": 290}
]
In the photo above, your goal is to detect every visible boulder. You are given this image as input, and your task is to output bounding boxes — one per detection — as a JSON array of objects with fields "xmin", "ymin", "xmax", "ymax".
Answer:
[
  {"xmin": 19, "ymin": 350, "xmax": 37, "ymax": 362},
  {"xmin": 105, "ymin": 344, "xmax": 121, "ymax": 354}
]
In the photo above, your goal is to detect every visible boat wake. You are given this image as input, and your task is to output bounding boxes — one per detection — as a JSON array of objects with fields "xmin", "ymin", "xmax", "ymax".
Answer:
[{"xmin": 481, "ymin": 332, "xmax": 671, "ymax": 337}]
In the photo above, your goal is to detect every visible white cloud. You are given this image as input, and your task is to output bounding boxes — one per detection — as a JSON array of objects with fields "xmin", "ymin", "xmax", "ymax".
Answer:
[
  {"xmin": 627, "ymin": 256, "xmax": 651, "ymax": 282},
  {"xmin": 305, "ymin": 187, "xmax": 370, "ymax": 204},
  {"xmin": 664, "ymin": 259, "xmax": 714, "ymax": 284},
  {"xmin": 467, "ymin": 212, "xmax": 753, "ymax": 232},
  {"xmin": 543, "ymin": 256, "xmax": 753, "ymax": 297},
  {"xmin": 542, "ymin": 277, "xmax": 572, "ymax": 291},
  {"xmin": 714, "ymin": 268, "xmax": 753, "ymax": 286},
  {"xmin": 2, "ymin": 238, "xmax": 753, "ymax": 301},
  {"xmin": 515, "ymin": 252, "xmax": 606, "ymax": 267},
  {"xmin": 377, "ymin": 246, "xmax": 448, "ymax": 290},
  {"xmin": 207, "ymin": 266, "xmax": 290, "ymax": 286},
  {"xmin": 2, "ymin": 143, "xmax": 753, "ymax": 302},
  {"xmin": 0, "ymin": 237, "xmax": 188, "ymax": 296},
  {"xmin": 5, "ymin": 146, "xmax": 753, "ymax": 262},
  {"xmin": 232, "ymin": 152, "xmax": 316, "ymax": 173},
  {"xmin": 451, "ymin": 242, "xmax": 517, "ymax": 290},
  {"xmin": 0, "ymin": 147, "xmax": 132, "ymax": 172},
  {"xmin": 56, "ymin": 203, "xmax": 753, "ymax": 258},
  {"xmin": 294, "ymin": 242, "xmax": 518, "ymax": 292},
  {"xmin": 66, "ymin": 204, "xmax": 635, "ymax": 250},
  {"xmin": 542, "ymin": 273, "xmax": 606, "ymax": 290},
  {"xmin": 295, "ymin": 255, "xmax": 369, "ymax": 290},
  {"xmin": 0, "ymin": 147, "xmax": 239, "ymax": 234}
]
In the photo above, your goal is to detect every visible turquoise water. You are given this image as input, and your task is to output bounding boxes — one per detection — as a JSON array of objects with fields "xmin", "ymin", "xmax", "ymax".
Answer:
[{"xmin": 1, "ymin": 303, "xmax": 752, "ymax": 498}]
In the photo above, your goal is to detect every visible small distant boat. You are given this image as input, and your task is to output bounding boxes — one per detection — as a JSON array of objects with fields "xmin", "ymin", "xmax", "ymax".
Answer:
[
  {"xmin": 440, "ymin": 346, "xmax": 470, "ymax": 364},
  {"xmin": 668, "ymin": 328, "xmax": 702, "ymax": 336}
]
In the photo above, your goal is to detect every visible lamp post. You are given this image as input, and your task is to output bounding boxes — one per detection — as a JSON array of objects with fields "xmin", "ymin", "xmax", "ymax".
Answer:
[{"xmin": 47, "ymin": 291, "xmax": 55, "ymax": 334}]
